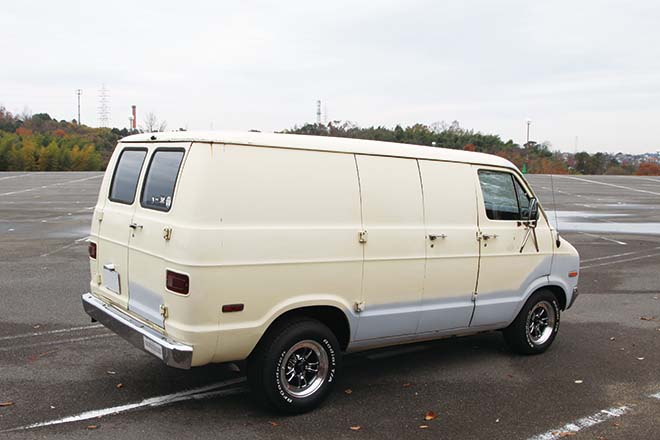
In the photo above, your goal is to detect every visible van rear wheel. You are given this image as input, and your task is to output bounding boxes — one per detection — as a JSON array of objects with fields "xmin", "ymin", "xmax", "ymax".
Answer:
[
  {"xmin": 247, "ymin": 318, "xmax": 341, "ymax": 414},
  {"xmin": 503, "ymin": 289, "xmax": 560, "ymax": 355}
]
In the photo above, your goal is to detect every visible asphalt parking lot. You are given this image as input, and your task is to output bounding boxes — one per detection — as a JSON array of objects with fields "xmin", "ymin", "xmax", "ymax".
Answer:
[{"xmin": 0, "ymin": 171, "xmax": 659, "ymax": 439}]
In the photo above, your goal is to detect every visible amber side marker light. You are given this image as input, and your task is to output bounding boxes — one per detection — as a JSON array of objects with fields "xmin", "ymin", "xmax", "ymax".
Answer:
[
  {"xmin": 88, "ymin": 242, "xmax": 97, "ymax": 259},
  {"xmin": 568, "ymin": 271, "xmax": 578, "ymax": 278},
  {"xmin": 222, "ymin": 304, "xmax": 244, "ymax": 313},
  {"xmin": 166, "ymin": 270, "xmax": 189, "ymax": 295}
]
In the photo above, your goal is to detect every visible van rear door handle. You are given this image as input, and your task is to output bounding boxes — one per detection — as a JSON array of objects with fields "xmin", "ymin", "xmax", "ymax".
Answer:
[
  {"xmin": 129, "ymin": 223, "xmax": 143, "ymax": 230},
  {"xmin": 103, "ymin": 263, "xmax": 115, "ymax": 272},
  {"xmin": 482, "ymin": 233, "xmax": 498, "ymax": 240},
  {"xmin": 428, "ymin": 234, "xmax": 447, "ymax": 241}
]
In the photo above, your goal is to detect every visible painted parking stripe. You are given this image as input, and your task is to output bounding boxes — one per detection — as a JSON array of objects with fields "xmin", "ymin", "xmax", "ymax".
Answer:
[
  {"xmin": 39, "ymin": 236, "xmax": 90, "ymax": 257},
  {"xmin": 555, "ymin": 175, "xmax": 660, "ymax": 196},
  {"xmin": 650, "ymin": 392, "xmax": 660, "ymax": 400},
  {"xmin": 581, "ymin": 252, "xmax": 660, "ymax": 270},
  {"xmin": 0, "ymin": 175, "xmax": 102, "ymax": 197},
  {"xmin": 0, "ymin": 173, "xmax": 30, "ymax": 181},
  {"xmin": 0, "ymin": 333, "xmax": 114, "ymax": 352},
  {"xmin": 577, "ymin": 232, "xmax": 627, "ymax": 245},
  {"xmin": 1, "ymin": 378, "xmax": 247, "ymax": 433},
  {"xmin": 527, "ymin": 405, "xmax": 631, "ymax": 440},
  {"xmin": 0, "ymin": 324, "xmax": 103, "ymax": 341}
]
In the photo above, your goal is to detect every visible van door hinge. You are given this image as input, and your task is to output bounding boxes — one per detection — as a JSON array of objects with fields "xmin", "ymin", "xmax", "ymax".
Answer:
[
  {"xmin": 471, "ymin": 292, "xmax": 477, "ymax": 302},
  {"xmin": 354, "ymin": 301, "xmax": 365, "ymax": 313},
  {"xmin": 96, "ymin": 274, "xmax": 102, "ymax": 285},
  {"xmin": 358, "ymin": 230, "xmax": 368, "ymax": 244},
  {"xmin": 159, "ymin": 304, "xmax": 169, "ymax": 319},
  {"xmin": 163, "ymin": 227, "xmax": 172, "ymax": 241}
]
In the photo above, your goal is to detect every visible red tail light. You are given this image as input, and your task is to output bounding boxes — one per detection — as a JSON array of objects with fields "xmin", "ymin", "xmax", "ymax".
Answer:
[
  {"xmin": 166, "ymin": 270, "xmax": 189, "ymax": 295},
  {"xmin": 88, "ymin": 242, "xmax": 97, "ymax": 259}
]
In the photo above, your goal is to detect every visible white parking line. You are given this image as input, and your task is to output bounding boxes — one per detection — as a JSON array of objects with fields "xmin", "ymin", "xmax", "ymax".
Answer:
[
  {"xmin": 578, "ymin": 232, "xmax": 627, "ymax": 245},
  {"xmin": 0, "ymin": 173, "xmax": 30, "ymax": 181},
  {"xmin": 1, "ymin": 378, "xmax": 247, "ymax": 433},
  {"xmin": 581, "ymin": 252, "xmax": 660, "ymax": 270},
  {"xmin": 40, "ymin": 236, "xmax": 90, "ymax": 257},
  {"xmin": 0, "ymin": 324, "xmax": 103, "ymax": 341},
  {"xmin": 650, "ymin": 392, "xmax": 660, "ymax": 400},
  {"xmin": 555, "ymin": 175, "xmax": 660, "ymax": 196},
  {"xmin": 581, "ymin": 246, "xmax": 660, "ymax": 263},
  {"xmin": 0, "ymin": 175, "xmax": 102, "ymax": 197},
  {"xmin": 527, "ymin": 405, "xmax": 631, "ymax": 440},
  {"xmin": 0, "ymin": 333, "xmax": 114, "ymax": 352}
]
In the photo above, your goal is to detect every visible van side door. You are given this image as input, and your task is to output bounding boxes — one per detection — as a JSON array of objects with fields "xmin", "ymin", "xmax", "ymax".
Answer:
[
  {"xmin": 418, "ymin": 160, "xmax": 479, "ymax": 333},
  {"xmin": 472, "ymin": 167, "xmax": 554, "ymax": 327},
  {"xmin": 354, "ymin": 155, "xmax": 425, "ymax": 340}
]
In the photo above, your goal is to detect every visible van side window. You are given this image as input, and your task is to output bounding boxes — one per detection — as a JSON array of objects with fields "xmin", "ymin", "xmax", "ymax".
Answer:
[
  {"xmin": 141, "ymin": 149, "xmax": 185, "ymax": 212},
  {"xmin": 109, "ymin": 149, "xmax": 147, "ymax": 204},
  {"xmin": 478, "ymin": 170, "xmax": 524, "ymax": 221}
]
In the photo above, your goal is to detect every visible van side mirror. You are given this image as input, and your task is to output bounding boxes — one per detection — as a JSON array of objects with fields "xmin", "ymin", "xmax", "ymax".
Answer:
[{"xmin": 527, "ymin": 198, "xmax": 539, "ymax": 222}]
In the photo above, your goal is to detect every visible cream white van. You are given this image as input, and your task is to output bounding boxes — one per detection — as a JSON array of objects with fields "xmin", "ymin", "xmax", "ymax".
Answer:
[{"xmin": 82, "ymin": 131, "xmax": 579, "ymax": 413}]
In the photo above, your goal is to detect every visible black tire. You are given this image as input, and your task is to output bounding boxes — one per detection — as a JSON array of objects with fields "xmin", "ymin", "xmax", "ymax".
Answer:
[
  {"xmin": 503, "ymin": 289, "xmax": 561, "ymax": 355},
  {"xmin": 247, "ymin": 318, "xmax": 341, "ymax": 414}
]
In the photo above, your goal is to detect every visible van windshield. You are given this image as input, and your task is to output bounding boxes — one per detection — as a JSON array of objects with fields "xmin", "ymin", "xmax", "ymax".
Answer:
[{"xmin": 141, "ymin": 149, "xmax": 185, "ymax": 212}]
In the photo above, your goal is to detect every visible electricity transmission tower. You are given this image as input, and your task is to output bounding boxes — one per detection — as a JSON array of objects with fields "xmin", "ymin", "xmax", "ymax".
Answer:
[
  {"xmin": 98, "ymin": 84, "xmax": 110, "ymax": 127},
  {"xmin": 76, "ymin": 89, "xmax": 82, "ymax": 125}
]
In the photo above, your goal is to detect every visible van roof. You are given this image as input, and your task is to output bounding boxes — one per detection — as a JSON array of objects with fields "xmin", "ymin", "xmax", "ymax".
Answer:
[{"xmin": 120, "ymin": 131, "xmax": 517, "ymax": 169}]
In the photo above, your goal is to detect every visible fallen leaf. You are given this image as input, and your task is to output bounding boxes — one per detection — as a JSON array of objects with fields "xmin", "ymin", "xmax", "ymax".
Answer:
[
  {"xmin": 495, "ymin": 418, "xmax": 500, "ymax": 423},
  {"xmin": 609, "ymin": 337, "xmax": 616, "ymax": 341},
  {"xmin": 640, "ymin": 316, "xmax": 655, "ymax": 321},
  {"xmin": 637, "ymin": 357, "xmax": 645, "ymax": 361},
  {"xmin": 402, "ymin": 383, "xmax": 412, "ymax": 388},
  {"xmin": 87, "ymin": 425, "xmax": 98, "ymax": 430},
  {"xmin": 268, "ymin": 421, "xmax": 280, "ymax": 427},
  {"xmin": 558, "ymin": 432, "xmax": 576, "ymax": 437},
  {"xmin": 0, "ymin": 402, "xmax": 14, "ymax": 407},
  {"xmin": 419, "ymin": 425, "xmax": 429, "ymax": 429},
  {"xmin": 574, "ymin": 380, "xmax": 583, "ymax": 384},
  {"xmin": 116, "ymin": 383, "xmax": 124, "ymax": 389},
  {"xmin": 612, "ymin": 422, "xmax": 621, "ymax": 427},
  {"xmin": 106, "ymin": 370, "xmax": 116, "ymax": 375},
  {"xmin": 33, "ymin": 324, "xmax": 41, "ymax": 329},
  {"xmin": 424, "ymin": 411, "xmax": 437, "ymax": 421},
  {"xmin": 344, "ymin": 388, "xmax": 353, "ymax": 395},
  {"xmin": 350, "ymin": 426, "xmax": 361, "ymax": 431}
]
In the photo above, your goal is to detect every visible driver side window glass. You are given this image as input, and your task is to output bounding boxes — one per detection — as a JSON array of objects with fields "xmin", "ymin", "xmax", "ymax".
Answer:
[
  {"xmin": 513, "ymin": 178, "xmax": 531, "ymax": 219},
  {"xmin": 478, "ymin": 170, "xmax": 521, "ymax": 221}
]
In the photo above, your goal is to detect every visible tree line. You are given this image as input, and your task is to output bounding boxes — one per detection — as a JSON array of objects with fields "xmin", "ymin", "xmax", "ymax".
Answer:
[
  {"xmin": 1, "ymin": 106, "xmax": 658, "ymax": 175},
  {"xmin": 285, "ymin": 121, "xmax": 659, "ymax": 175}
]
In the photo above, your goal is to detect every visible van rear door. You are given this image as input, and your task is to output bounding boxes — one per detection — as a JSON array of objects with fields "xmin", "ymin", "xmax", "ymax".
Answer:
[
  {"xmin": 96, "ymin": 147, "xmax": 148, "ymax": 310},
  {"xmin": 126, "ymin": 145, "xmax": 188, "ymax": 328}
]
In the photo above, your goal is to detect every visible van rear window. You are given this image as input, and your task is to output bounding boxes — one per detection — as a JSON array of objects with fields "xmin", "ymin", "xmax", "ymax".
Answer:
[
  {"xmin": 140, "ymin": 149, "xmax": 185, "ymax": 212},
  {"xmin": 109, "ymin": 149, "xmax": 147, "ymax": 204}
]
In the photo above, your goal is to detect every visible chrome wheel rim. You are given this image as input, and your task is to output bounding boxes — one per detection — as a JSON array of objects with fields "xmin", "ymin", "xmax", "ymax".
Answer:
[
  {"xmin": 280, "ymin": 340, "xmax": 328, "ymax": 398},
  {"xmin": 527, "ymin": 301, "xmax": 556, "ymax": 345}
]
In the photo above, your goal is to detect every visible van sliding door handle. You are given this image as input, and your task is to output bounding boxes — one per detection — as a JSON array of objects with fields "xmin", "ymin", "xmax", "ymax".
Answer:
[
  {"xmin": 129, "ymin": 223, "xmax": 143, "ymax": 230},
  {"xmin": 428, "ymin": 234, "xmax": 447, "ymax": 241}
]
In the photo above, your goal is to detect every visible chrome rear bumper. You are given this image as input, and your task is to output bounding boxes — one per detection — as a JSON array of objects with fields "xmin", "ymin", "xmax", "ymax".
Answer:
[{"xmin": 81, "ymin": 293, "xmax": 193, "ymax": 369}]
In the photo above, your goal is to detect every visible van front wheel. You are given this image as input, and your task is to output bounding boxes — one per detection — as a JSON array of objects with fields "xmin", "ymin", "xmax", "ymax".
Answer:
[
  {"xmin": 247, "ymin": 319, "xmax": 341, "ymax": 414},
  {"xmin": 503, "ymin": 289, "xmax": 560, "ymax": 355}
]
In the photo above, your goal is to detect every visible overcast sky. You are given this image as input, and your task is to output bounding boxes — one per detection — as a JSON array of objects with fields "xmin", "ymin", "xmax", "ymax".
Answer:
[{"xmin": 1, "ymin": 0, "xmax": 659, "ymax": 153}]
